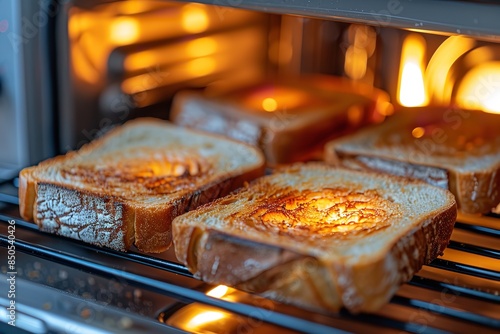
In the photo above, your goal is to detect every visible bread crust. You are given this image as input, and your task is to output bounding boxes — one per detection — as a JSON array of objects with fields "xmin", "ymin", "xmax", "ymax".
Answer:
[
  {"xmin": 173, "ymin": 205, "xmax": 456, "ymax": 313},
  {"xmin": 19, "ymin": 118, "xmax": 265, "ymax": 253},
  {"xmin": 19, "ymin": 167, "xmax": 36, "ymax": 221},
  {"xmin": 172, "ymin": 164, "xmax": 457, "ymax": 313},
  {"xmin": 34, "ymin": 183, "xmax": 133, "ymax": 251}
]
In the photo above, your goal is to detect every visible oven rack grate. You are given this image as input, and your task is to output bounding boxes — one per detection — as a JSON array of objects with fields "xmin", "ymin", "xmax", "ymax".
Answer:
[{"xmin": 0, "ymin": 176, "xmax": 499, "ymax": 334}]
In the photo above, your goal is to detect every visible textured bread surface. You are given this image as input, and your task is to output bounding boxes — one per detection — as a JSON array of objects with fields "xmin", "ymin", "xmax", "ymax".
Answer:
[
  {"xmin": 173, "ymin": 163, "xmax": 457, "ymax": 313},
  {"xmin": 171, "ymin": 75, "xmax": 387, "ymax": 165},
  {"xmin": 325, "ymin": 108, "xmax": 500, "ymax": 214},
  {"xmin": 19, "ymin": 118, "xmax": 265, "ymax": 252}
]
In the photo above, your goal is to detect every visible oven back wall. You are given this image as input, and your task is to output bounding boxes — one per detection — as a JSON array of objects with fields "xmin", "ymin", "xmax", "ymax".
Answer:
[{"xmin": 57, "ymin": 0, "xmax": 272, "ymax": 151}]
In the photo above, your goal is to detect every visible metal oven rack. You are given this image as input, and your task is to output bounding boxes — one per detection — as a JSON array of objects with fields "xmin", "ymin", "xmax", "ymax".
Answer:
[{"xmin": 0, "ymin": 176, "xmax": 499, "ymax": 333}]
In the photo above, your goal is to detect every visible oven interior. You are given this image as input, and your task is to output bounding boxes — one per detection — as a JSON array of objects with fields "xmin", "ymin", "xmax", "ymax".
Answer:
[
  {"xmin": 1, "ymin": 0, "xmax": 500, "ymax": 333},
  {"xmin": 57, "ymin": 0, "xmax": 500, "ymax": 151}
]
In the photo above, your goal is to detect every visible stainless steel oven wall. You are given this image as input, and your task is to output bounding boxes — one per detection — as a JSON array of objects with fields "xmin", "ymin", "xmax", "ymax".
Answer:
[{"xmin": 0, "ymin": 0, "xmax": 56, "ymax": 179}]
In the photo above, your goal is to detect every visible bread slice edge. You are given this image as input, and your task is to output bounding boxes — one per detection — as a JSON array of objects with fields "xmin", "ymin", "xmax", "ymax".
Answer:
[
  {"xmin": 172, "ymin": 193, "xmax": 456, "ymax": 313},
  {"xmin": 326, "ymin": 143, "xmax": 500, "ymax": 214},
  {"xmin": 18, "ymin": 118, "xmax": 266, "ymax": 253}
]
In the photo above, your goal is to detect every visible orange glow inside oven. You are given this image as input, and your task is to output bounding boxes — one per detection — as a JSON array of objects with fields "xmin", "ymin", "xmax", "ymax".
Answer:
[
  {"xmin": 397, "ymin": 33, "xmax": 500, "ymax": 113},
  {"xmin": 455, "ymin": 62, "xmax": 500, "ymax": 113},
  {"xmin": 397, "ymin": 33, "xmax": 428, "ymax": 107},
  {"xmin": 68, "ymin": 1, "xmax": 267, "ymax": 108},
  {"xmin": 68, "ymin": 1, "xmax": 500, "ymax": 115},
  {"xmin": 243, "ymin": 86, "xmax": 312, "ymax": 112},
  {"xmin": 162, "ymin": 285, "xmax": 296, "ymax": 333},
  {"xmin": 344, "ymin": 24, "xmax": 377, "ymax": 84}
]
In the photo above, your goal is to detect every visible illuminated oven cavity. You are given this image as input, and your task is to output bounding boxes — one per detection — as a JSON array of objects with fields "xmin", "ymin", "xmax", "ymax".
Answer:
[{"xmin": 248, "ymin": 188, "xmax": 396, "ymax": 238}]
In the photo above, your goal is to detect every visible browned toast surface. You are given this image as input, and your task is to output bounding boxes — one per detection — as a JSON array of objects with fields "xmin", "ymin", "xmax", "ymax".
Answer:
[
  {"xmin": 19, "ymin": 118, "xmax": 265, "ymax": 252},
  {"xmin": 171, "ymin": 75, "xmax": 389, "ymax": 164},
  {"xmin": 173, "ymin": 163, "xmax": 457, "ymax": 313},
  {"xmin": 325, "ymin": 108, "xmax": 500, "ymax": 214}
]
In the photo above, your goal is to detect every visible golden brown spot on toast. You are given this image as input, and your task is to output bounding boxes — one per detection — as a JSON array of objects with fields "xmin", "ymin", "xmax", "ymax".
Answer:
[
  {"xmin": 245, "ymin": 188, "xmax": 395, "ymax": 239},
  {"xmin": 61, "ymin": 148, "xmax": 211, "ymax": 195}
]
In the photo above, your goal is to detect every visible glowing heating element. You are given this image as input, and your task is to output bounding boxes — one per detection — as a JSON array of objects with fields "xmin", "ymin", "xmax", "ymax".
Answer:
[
  {"xmin": 397, "ymin": 34, "xmax": 428, "ymax": 107},
  {"xmin": 456, "ymin": 62, "xmax": 500, "ymax": 114},
  {"xmin": 186, "ymin": 311, "xmax": 226, "ymax": 329},
  {"xmin": 419, "ymin": 34, "xmax": 500, "ymax": 113},
  {"xmin": 425, "ymin": 36, "xmax": 475, "ymax": 105},
  {"xmin": 109, "ymin": 17, "xmax": 140, "ymax": 44},
  {"xmin": 206, "ymin": 285, "xmax": 229, "ymax": 298},
  {"xmin": 181, "ymin": 3, "xmax": 209, "ymax": 33}
]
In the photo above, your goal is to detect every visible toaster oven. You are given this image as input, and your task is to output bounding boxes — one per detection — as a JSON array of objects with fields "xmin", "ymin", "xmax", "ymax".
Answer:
[{"xmin": 1, "ymin": 0, "xmax": 499, "ymax": 333}]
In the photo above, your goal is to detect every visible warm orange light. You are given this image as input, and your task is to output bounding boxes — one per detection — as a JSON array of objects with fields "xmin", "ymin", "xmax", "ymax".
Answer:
[
  {"xmin": 110, "ymin": 17, "xmax": 140, "ymax": 44},
  {"xmin": 68, "ymin": 10, "xmax": 94, "ymax": 40},
  {"xmin": 377, "ymin": 100, "xmax": 395, "ymax": 116},
  {"xmin": 68, "ymin": 10, "xmax": 79, "ymax": 40},
  {"xmin": 186, "ymin": 311, "xmax": 225, "ymax": 329},
  {"xmin": 122, "ymin": 69, "xmax": 167, "ymax": 94},
  {"xmin": 463, "ymin": 46, "xmax": 495, "ymax": 68},
  {"xmin": 123, "ymin": 49, "xmax": 259, "ymax": 95},
  {"xmin": 456, "ymin": 62, "xmax": 500, "ymax": 114},
  {"xmin": 124, "ymin": 39, "xmax": 217, "ymax": 73},
  {"xmin": 124, "ymin": 28, "xmax": 252, "ymax": 73},
  {"xmin": 186, "ymin": 57, "xmax": 217, "ymax": 77},
  {"xmin": 398, "ymin": 34, "xmax": 428, "ymax": 107},
  {"xmin": 345, "ymin": 46, "xmax": 368, "ymax": 80},
  {"xmin": 412, "ymin": 127, "xmax": 425, "ymax": 138},
  {"xmin": 347, "ymin": 105, "xmax": 363, "ymax": 125},
  {"xmin": 245, "ymin": 87, "xmax": 310, "ymax": 112},
  {"xmin": 182, "ymin": 4, "xmax": 209, "ymax": 33},
  {"xmin": 206, "ymin": 285, "xmax": 229, "ymax": 298},
  {"xmin": 125, "ymin": 50, "xmax": 158, "ymax": 72},
  {"xmin": 118, "ymin": 1, "xmax": 155, "ymax": 15},
  {"xmin": 262, "ymin": 98, "xmax": 278, "ymax": 112},
  {"xmin": 344, "ymin": 25, "xmax": 376, "ymax": 81},
  {"xmin": 71, "ymin": 44, "xmax": 100, "ymax": 84},
  {"xmin": 186, "ymin": 37, "xmax": 218, "ymax": 58},
  {"xmin": 425, "ymin": 36, "xmax": 475, "ymax": 105},
  {"xmin": 68, "ymin": 9, "xmax": 98, "ymax": 84}
]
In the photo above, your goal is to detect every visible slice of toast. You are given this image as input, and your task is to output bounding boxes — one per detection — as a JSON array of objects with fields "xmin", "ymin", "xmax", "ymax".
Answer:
[
  {"xmin": 325, "ymin": 108, "xmax": 500, "ymax": 214},
  {"xmin": 172, "ymin": 163, "xmax": 457, "ymax": 313},
  {"xmin": 19, "ymin": 118, "xmax": 265, "ymax": 253},
  {"xmin": 171, "ymin": 75, "xmax": 390, "ymax": 165}
]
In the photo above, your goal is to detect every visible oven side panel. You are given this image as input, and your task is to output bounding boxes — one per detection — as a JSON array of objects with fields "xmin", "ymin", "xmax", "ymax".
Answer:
[{"xmin": 0, "ymin": 0, "xmax": 56, "ymax": 179}]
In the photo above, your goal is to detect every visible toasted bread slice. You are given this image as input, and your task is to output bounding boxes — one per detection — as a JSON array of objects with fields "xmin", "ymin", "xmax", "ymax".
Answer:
[
  {"xmin": 172, "ymin": 163, "xmax": 457, "ymax": 313},
  {"xmin": 325, "ymin": 108, "xmax": 500, "ymax": 214},
  {"xmin": 19, "ymin": 118, "xmax": 265, "ymax": 253},
  {"xmin": 171, "ymin": 75, "xmax": 389, "ymax": 165}
]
